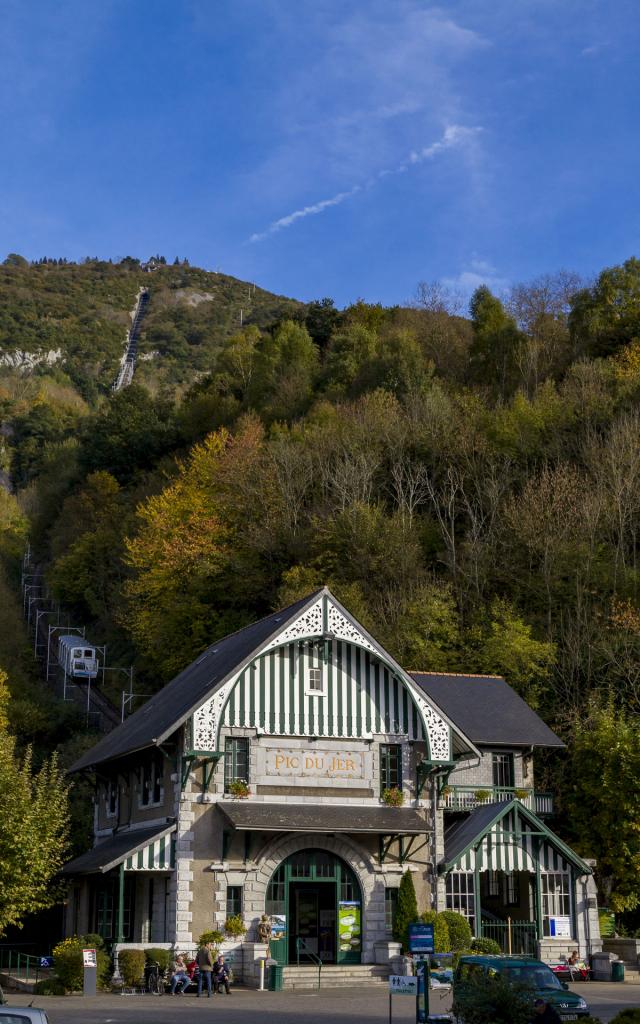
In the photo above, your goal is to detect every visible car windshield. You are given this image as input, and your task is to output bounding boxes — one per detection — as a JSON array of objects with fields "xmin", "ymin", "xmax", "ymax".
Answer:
[{"xmin": 501, "ymin": 965, "xmax": 562, "ymax": 990}]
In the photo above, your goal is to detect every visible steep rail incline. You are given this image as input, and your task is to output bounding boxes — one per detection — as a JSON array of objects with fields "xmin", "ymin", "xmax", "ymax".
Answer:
[{"xmin": 111, "ymin": 287, "xmax": 149, "ymax": 391}]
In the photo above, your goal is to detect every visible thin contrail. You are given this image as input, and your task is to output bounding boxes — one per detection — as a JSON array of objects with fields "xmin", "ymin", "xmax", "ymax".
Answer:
[{"xmin": 249, "ymin": 124, "xmax": 482, "ymax": 243}]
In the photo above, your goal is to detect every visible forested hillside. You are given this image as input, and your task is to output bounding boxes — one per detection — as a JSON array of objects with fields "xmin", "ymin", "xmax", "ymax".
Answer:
[{"xmin": 2, "ymin": 254, "xmax": 640, "ymax": 921}]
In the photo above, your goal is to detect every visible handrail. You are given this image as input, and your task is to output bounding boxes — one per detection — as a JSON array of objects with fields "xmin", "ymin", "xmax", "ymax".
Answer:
[
  {"xmin": 441, "ymin": 786, "xmax": 553, "ymax": 815},
  {"xmin": 295, "ymin": 937, "xmax": 322, "ymax": 989},
  {"xmin": 0, "ymin": 949, "xmax": 52, "ymax": 984}
]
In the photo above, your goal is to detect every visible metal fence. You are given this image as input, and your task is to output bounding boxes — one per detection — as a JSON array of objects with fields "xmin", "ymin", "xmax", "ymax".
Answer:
[{"xmin": 481, "ymin": 920, "xmax": 538, "ymax": 956}]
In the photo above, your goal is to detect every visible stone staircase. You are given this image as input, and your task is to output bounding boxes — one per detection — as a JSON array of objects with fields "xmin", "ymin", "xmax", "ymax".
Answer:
[{"xmin": 281, "ymin": 963, "xmax": 391, "ymax": 990}]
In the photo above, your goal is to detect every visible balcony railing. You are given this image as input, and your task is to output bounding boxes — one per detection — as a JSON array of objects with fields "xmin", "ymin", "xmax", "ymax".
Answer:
[{"xmin": 440, "ymin": 785, "xmax": 553, "ymax": 816}]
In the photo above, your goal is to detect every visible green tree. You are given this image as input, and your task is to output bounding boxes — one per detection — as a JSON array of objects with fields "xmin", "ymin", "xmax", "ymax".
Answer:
[
  {"xmin": 564, "ymin": 703, "xmax": 640, "ymax": 911},
  {"xmin": 249, "ymin": 320, "xmax": 319, "ymax": 420},
  {"xmin": 472, "ymin": 600, "xmax": 556, "ymax": 709},
  {"xmin": 469, "ymin": 286, "xmax": 522, "ymax": 399},
  {"xmin": 393, "ymin": 869, "xmax": 419, "ymax": 951},
  {"xmin": 79, "ymin": 384, "xmax": 176, "ymax": 483},
  {"xmin": 0, "ymin": 670, "xmax": 70, "ymax": 934},
  {"xmin": 570, "ymin": 257, "xmax": 640, "ymax": 358}
]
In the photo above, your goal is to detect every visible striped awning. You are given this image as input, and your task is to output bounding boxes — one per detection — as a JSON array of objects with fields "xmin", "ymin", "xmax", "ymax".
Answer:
[
  {"xmin": 124, "ymin": 831, "xmax": 175, "ymax": 871},
  {"xmin": 441, "ymin": 800, "xmax": 590, "ymax": 875},
  {"xmin": 61, "ymin": 823, "xmax": 176, "ymax": 876}
]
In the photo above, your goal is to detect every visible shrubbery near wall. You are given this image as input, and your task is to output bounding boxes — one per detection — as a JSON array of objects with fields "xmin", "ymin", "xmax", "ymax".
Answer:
[
  {"xmin": 117, "ymin": 949, "xmax": 146, "ymax": 987},
  {"xmin": 52, "ymin": 935, "xmax": 111, "ymax": 991}
]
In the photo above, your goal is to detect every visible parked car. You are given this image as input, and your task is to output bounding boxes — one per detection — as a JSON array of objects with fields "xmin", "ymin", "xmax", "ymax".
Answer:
[
  {"xmin": 454, "ymin": 955, "xmax": 590, "ymax": 1020},
  {"xmin": 0, "ymin": 1009, "xmax": 50, "ymax": 1024}
]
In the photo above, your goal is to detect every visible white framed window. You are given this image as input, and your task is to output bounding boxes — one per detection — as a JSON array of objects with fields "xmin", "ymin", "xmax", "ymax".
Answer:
[
  {"xmin": 540, "ymin": 872, "xmax": 571, "ymax": 936},
  {"xmin": 446, "ymin": 872, "xmax": 475, "ymax": 933},
  {"xmin": 305, "ymin": 642, "xmax": 325, "ymax": 695},
  {"xmin": 139, "ymin": 754, "xmax": 164, "ymax": 807},
  {"xmin": 105, "ymin": 779, "xmax": 118, "ymax": 818}
]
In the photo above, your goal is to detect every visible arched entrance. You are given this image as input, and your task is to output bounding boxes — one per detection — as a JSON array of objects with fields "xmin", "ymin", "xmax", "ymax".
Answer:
[{"xmin": 265, "ymin": 848, "xmax": 362, "ymax": 966}]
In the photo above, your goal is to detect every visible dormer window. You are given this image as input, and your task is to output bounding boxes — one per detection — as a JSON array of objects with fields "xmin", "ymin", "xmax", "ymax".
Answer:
[
  {"xmin": 139, "ymin": 754, "xmax": 164, "ymax": 807},
  {"xmin": 105, "ymin": 779, "xmax": 118, "ymax": 818}
]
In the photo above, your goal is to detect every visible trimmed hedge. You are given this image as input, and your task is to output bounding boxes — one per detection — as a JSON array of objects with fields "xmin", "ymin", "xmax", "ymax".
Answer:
[
  {"xmin": 118, "ymin": 949, "xmax": 146, "ymax": 987},
  {"xmin": 439, "ymin": 911, "xmax": 472, "ymax": 951},
  {"xmin": 471, "ymin": 936, "xmax": 502, "ymax": 955},
  {"xmin": 420, "ymin": 911, "xmax": 450, "ymax": 953},
  {"xmin": 146, "ymin": 948, "xmax": 171, "ymax": 972}
]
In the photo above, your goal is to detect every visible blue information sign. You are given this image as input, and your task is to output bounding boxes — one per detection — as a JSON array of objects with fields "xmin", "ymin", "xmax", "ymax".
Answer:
[{"xmin": 408, "ymin": 923, "xmax": 435, "ymax": 954}]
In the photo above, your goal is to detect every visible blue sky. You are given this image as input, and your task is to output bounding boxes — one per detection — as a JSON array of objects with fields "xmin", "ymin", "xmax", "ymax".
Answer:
[{"xmin": 1, "ymin": 0, "xmax": 639, "ymax": 308}]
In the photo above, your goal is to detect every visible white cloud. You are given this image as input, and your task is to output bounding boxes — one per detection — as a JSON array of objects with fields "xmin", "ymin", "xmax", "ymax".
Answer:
[
  {"xmin": 249, "ymin": 186, "xmax": 362, "ymax": 242},
  {"xmin": 443, "ymin": 257, "xmax": 510, "ymax": 300},
  {"xmin": 249, "ymin": 123, "xmax": 483, "ymax": 243}
]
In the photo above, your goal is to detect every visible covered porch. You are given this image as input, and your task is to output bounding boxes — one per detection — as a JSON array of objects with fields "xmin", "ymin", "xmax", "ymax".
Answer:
[
  {"xmin": 62, "ymin": 823, "xmax": 176, "ymax": 946},
  {"xmin": 440, "ymin": 801, "xmax": 594, "ymax": 957}
]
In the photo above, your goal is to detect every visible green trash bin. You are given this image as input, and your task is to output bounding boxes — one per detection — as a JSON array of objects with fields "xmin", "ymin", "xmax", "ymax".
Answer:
[
  {"xmin": 612, "ymin": 961, "xmax": 625, "ymax": 982},
  {"xmin": 269, "ymin": 965, "xmax": 284, "ymax": 991}
]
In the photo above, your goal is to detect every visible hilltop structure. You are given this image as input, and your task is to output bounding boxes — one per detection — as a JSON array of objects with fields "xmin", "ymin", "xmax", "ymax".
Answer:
[{"xmin": 63, "ymin": 588, "xmax": 600, "ymax": 985}]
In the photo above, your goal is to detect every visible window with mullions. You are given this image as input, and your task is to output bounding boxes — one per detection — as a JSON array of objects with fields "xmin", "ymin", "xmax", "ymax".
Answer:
[
  {"xmin": 385, "ymin": 888, "xmax": 399, "ymax": 933},
  {"xmin": 140, "ymin": 754, "xmax": 164, "ymax": 806},
  {"xmin": 380, "ymin": 744, "xmax": 402, "ymax": 795},
  {"xmin": 105, "ymin": 779, "xmax": 118, "ymax": 818},
  {"xmin": 305, "ymin": 641, "xmax": 325, "ymax": 694},
  {"xmin": 224, "ymin": 737, "xmax": 250, "ymax": 792},
  {"xmin": 227, "ymin": 885, "xmax": 242, "ymax": 917},
  {"xmin": 487, "ymin": 871, "xmax": 500, "ymax": 897},
  {"xmin": 540, "ymin": 872, "xmax": 571, "ymax": 936},
  {"xmin": 492, "ymin": 752, "xmax": 515, "ymax": 789},
  {"xmin": 504, "ymin": 872, "xmax": 519, "ymax": 906},
  {"xmin": 446, "ymin": 872, "xmax": 475, "ymax": 933}
]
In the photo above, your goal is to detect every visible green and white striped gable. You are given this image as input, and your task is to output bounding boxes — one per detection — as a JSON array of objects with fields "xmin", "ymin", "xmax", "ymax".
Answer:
[
  {"xmin": 442, "ymin": 800, "xmax": 591, "ymax": 876},
  {"xmin": 191, "ymin": 591, "xmax": 474, "ymax": 763}
]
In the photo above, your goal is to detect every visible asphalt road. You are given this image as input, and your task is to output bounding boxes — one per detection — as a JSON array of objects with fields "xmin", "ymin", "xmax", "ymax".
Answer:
[{"xmin": 4, "ymin": 982, "xmax": 639, "ymax": 1024}]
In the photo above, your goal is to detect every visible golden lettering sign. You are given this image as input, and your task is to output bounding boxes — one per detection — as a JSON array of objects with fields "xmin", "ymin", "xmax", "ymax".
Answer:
[{"xmin": 266, "ymin": 748, "xmax": 365, "ymax": 780}]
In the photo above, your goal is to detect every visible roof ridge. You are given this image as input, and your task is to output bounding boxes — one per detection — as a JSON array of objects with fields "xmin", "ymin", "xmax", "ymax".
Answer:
[
  {"xmin": 408, "ymin": 670, "xmax": 504, "ymax": 679},
  {"xmin": 194, "ymin": 587, "xmax": 327, "ymax": 656}
]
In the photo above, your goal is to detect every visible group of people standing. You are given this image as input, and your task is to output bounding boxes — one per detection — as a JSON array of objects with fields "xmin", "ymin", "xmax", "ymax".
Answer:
[{"xmin": 170, "ymin": 944, "xmax": 232, "ymax": 996}]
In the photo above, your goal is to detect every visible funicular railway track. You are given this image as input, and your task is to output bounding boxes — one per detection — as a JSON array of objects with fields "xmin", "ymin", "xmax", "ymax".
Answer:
[
  {"xmin": 111, "ymin": 286, "xmax": 149, "ymax": 391},
  {"xmin": 24, "ymin": 562, "xmax": 121, "ymax": 733}
]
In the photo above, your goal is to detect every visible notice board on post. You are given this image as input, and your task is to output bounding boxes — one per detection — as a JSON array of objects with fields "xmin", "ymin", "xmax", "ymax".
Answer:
[{"xmin": 408, "ymin": 922, "xmax": 435, "ymax": 954}]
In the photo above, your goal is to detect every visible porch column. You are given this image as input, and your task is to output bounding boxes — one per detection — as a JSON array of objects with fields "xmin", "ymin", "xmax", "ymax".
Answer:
[
  {"xmin": 116, "ymin": 863, "xmax": 126, "ymax": 943},
  {"xmin": 534, "ymin": 841, "xmax": 543, "ymax": 940},
  {"xmin": 474, "ymin": 861, "xmax": 481, "ymax": 939}
]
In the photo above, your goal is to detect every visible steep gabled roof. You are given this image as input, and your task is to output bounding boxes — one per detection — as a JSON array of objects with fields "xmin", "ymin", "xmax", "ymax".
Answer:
[
  {"xmin": 70, "ymin": 590, "xmax": 323, "ymax": 772},
  {"xmin": 442, "ymin": 799, "xmax": 591, "ymax": 875},
  {"xmin": 410, "ymin": 673, "xmax": 563, "ymax": 748}
]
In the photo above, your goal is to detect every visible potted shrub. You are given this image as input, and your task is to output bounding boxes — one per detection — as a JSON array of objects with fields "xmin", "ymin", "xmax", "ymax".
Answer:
[
  {"xmin": 474, "ymin": 789, "xmax": 491, "ymax": 804},
  {"xmin": 224, "ymin": 914, "xmax": 247, "ymax": 939},
  {"xmin": 198, "ymin": 929, "xmax": 225, "ymax": 957},
  {"xmin": 228, "ymin": 779, "xmax": 250, "ymax": 799},
  {"xmin": 382, "ymin": 786, "xmax": 404, "ymax": 807},
  {"xmin": 514, "ymin": 788, "xmax": 530, "ymax": 801}
]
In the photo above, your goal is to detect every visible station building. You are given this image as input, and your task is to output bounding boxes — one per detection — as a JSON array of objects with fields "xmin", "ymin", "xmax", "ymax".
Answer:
[{"xmin": 63, "ymin": 588, "xmax": 600, "ymax": 982}]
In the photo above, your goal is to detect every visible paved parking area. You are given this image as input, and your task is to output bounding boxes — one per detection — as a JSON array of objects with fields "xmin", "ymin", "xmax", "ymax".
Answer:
[{"xmin": 3, "ymin": 981, "xmax": 639, "ymax": 1024}]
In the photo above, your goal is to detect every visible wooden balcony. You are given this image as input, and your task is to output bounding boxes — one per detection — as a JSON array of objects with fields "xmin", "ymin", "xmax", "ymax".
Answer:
[{"xmin": 440, "ymin": 785, "xmax": 553, "ymax": 816}]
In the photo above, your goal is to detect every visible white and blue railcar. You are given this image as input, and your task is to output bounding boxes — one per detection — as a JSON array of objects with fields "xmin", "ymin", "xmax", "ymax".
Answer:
[{"xmin": 58, "ymin": 635, "xmax": 99, "ymax": 679}]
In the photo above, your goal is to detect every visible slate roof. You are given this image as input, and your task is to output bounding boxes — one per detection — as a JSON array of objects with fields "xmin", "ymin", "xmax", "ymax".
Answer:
[
  {"xmin": 219, "ymin": 801, "xmax": 430, "ymax": 834},
  {"xmin": 70, "ymin": 590, "xmax": 322, "ymax": 772},
  {"xmin": 410, "ymin": 673, "xmax": 564, "ymax": 748},
  {"xmin": 443, "ymin": 801, "xmax": 511, "ymax": 868},
  {"xmin": 60, "ymin": 823, "xmax": 175, "ymax": 875}
]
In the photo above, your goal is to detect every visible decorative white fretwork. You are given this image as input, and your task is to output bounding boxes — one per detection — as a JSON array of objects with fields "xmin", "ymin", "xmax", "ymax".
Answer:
[
  {"xmin": 327, "ymin": 603, "xmax": 376, "ymax": 653},
  {"xmin": 406, "ymin": 683, "xmax": 450, "ymax": 761},
  {"xmin": 265, "ymin": 598, "xmax": 323, "ymax": 648},
  {"xmin": 192, "ymin": 675, "xmax": 238, "ymax": 751}
]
